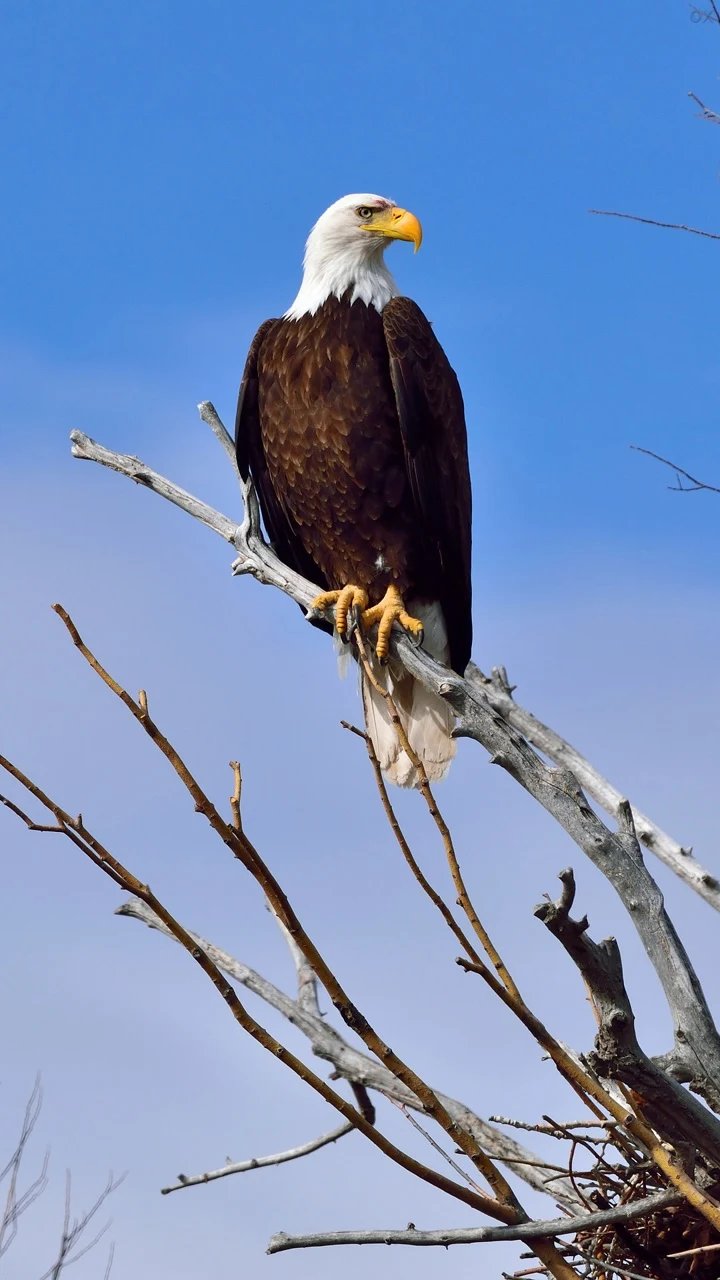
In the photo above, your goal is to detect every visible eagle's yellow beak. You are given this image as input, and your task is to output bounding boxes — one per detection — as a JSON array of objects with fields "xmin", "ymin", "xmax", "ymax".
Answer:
[{"xmin": 363, "ymin": 206, "xmax": 423, "ymax": 252}]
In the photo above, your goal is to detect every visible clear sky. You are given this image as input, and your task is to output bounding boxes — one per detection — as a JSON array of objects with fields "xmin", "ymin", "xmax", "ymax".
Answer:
[{"xmin": 2, "ymin": 2, "xmax": 720, "ymax": 1277}]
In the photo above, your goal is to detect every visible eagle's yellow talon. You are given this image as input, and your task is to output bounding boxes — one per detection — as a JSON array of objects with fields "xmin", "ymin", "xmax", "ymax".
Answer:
[
  {"xmin": 310, "ymin": 585, "xmax": 369, "ymax": 638},
  {"xmin": 360, "ymin": 585, "xmax": 424, "ymax": 662}
]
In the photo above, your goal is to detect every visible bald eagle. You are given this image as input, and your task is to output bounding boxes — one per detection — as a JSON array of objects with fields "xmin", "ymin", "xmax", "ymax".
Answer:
[{"xmin": 235, "ymin": 194, "xmax": 472, "ymax": 787}]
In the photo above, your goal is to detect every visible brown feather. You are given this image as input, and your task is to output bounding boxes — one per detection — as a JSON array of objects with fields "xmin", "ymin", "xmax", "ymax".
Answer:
[{"xmin": 235, "ymin": 292, "xmax": 472, "ymax": 673}]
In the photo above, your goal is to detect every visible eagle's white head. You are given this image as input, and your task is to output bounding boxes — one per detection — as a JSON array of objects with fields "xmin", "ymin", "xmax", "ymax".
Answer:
[{"xmin": 284, "ymin": 193, "xmax": 422, "ymax": 321}]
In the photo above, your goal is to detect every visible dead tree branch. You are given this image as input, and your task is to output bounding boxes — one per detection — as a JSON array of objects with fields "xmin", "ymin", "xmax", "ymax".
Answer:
[
  {"xmin": 465, "ymin": 663, "xmax": 719, "ymax": 913},
  {"xmin": 37, "ymin": 1171, "xmax": 123, "ymax": 1280},
  {"xmin": 115, "ymin": 895, "xmax": 588, "ymax": 1211},
  {"xmin": 535, "ymin": 869, "xmax": 720, "ymax": 1167},
  {"xmin": 0, "ymin": 1079, "xmax": 48, "ymax": 1260},
  {"xmin": 688, "ymin": 90, "xmax": 720, "ymax": 125},
  {"xmin": 48, "ymin": 605, "xmax": 538, "ymax": 1228},
  {"xmin": 588, "ymin": 210, "xmax": 720, "ymax": 241},
  {"xmin": 160, "ymin": 1123, "xmax": 354, "ymax": 1196},
  {"xmin": 0, "ymin": 1083, "xmax": 120, "ymax": 1278},
  {"xmin": 0, "ymin": 757, "xmax": 583, "ymax": 1278},
  {"xmin": 0, "ymin": 768, "xmax": 515, "ymax": 1223},
  {"xmin": 69, "ymin": 410, "xmax": 720, "ymax": 1111},
  {"xmin": 631, "ymin": 445, "xmax": 720, "ymax": 495},
  {"xmin": 266, "ymin": 1189, "xmax": 680, "ymax": 1253}
]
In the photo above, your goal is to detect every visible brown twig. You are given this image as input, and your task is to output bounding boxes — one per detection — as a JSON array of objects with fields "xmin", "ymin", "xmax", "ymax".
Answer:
[
  {"xmin": 42, "ymin": 604, "xmax": 591, "ymax": 1278},
  {"xmin": 350, "ymin": 641, "xmax": 626, "ymax": 1135},
  {"xmin": 589, "ymin": 209, "xmax": 720, "ymax": 241},
  {"xmin": 340, "ymin": 721, "xmax": 482, "ymax": 963},
  {"xmin": 0, "ymin": 755, "xmax": 503, "ymax": 1219},
  {"xmin": 455, "ymin": 952, "xmax": 720, "ymax": 1230},
  {"xmin": 352, "ymin": 629, "xmax": 521, "ymax": 1001}
]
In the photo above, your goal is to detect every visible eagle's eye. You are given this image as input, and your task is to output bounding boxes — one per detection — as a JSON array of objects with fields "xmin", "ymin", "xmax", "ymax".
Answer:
[{"xmin": 356, "ymin": 206, "xmax": 374, "ymax": 221}]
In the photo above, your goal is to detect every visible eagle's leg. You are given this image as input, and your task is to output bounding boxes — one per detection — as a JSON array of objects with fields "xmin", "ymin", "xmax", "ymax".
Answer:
[
  {"xmin": 361, "ymin": 585, "xmax": 424, "ymax": 663},
  {"xmin": 310, "ymin": 585, "xmax": 369, "ymax": 641}
]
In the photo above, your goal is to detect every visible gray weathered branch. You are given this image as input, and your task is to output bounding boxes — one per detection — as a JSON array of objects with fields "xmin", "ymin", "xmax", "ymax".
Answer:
[
  {"xmin": 74, "ymin": 407, "xmax": 720, "ymax": 1112},
  {"xmin": 116, "ymin": 897, "xmax": 585, "ymax": 1211},
  {"xmin": 265, "ymin": 901, "xmax": 321, "ymax": 1018},
  {"xmin": 400, "ymin": 654, "xmax": 720, "ymax": 1110},
  {"xmin": 535, "ymin": 869, "xmax": 720, "ymax": 1165},
  {"xmin": 266, "ymin": 1189, "xmax": 680, "ymax": 1253},
  {"xmin": 466, "ymin": 663, "xmax": 720, "ymax": 914},
  {"xmin": 161, "ymin": 1122, "xmax": 353, "ymax": 1195}
]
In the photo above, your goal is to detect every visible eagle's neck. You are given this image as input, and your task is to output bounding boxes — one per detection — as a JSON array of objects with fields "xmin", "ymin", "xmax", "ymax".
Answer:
[{"xmin": 284, "ymin": 238, "xmax": 399, "ymax": 320}]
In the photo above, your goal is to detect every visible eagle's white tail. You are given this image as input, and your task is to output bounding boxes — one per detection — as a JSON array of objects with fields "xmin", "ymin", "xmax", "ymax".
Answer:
[{"xmin": 360, "ymin": 602, "xmax": 456, "ymax": 788}]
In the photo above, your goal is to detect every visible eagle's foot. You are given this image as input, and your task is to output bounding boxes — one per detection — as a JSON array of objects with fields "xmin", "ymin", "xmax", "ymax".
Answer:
[
  {"xmin": 310, "ymin": 585, "xmax": 369, "ymax": 642},
  {"xmin": 361, "ymin": 586, "xmax": 424, "ymax": 663}
]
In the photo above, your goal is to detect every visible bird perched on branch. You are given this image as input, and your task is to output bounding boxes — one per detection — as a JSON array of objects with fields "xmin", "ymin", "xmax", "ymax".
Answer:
[{"xmin": 235, "ymin": 194, "xmax": 472, "ymax": 786}]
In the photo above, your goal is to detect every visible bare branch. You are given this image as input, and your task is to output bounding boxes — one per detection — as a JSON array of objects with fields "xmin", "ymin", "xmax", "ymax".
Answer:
[
  {"xmin": 64, "ymin": 410, "xmax": 720, "ymax": 1240},
  {"xmin": 340, "ymin": 720, "xmax": 482, "ymax": 964},
  {"xmin": 589, "ymin": 209, "xmax": 720, "ymax": 241},
  {"xmin": 0, "ymin": 765, "xmax": 502, "ymax": 1222},
  {"xmin": 49, "ymin": 603, "xmax": 533, "ymax": 1225},
  {"xmin": 569, "ymin": 1245, "xmax": 664, "ymax": 1280},
  {"xmin": 535, "ymin": 870, "xmax": 720, "ymax": 1166},
  {"xmin": 161, "ymin": 1123, "xmax": 353, "ymax": 1195},
  {"xmin": 348, "ymin": 636, "xmax": 522, "ymax": 1003},
  {"xmin": 690, "ymin": 2, "xmax": 720, "ymax": 23},
  {"xmin": 631, "ymin": 445, "xmax": 720, "ymax": 495},
  {"xmin": 0, "ymin": 1079, "xmax": 48, "ymax": 1260},
  {"xmin": 668, "ymin": 1239, "xmax": 720, "ymax": 1259},
  {"xmin": 466, "ymin": 663, "xmax": 720, "ymax": 914},
  {"xmin": 488, "ymin": 1117, "xmax": 621, "ymax": 1135},
  {"xmin": 401, "ymin": 642, "xmax": 720, "ymax": 1112},
  {"xmin": 116, "ymin": 897, "xmax": 586, "ymax": 1211},
  {"xmin": 266, "ymin": 1189, "xmax": 680, "ymax": 1253},
  {"xmin": 197, "ymin": 400, "xmax": 238, "ymax": 474},
  {"xmin": 265, "ymin": 901, "xmax": 321, "ymax": 1018},
  {"xmin": 37, "ymin": 1170, "xmax": 123, "ymax": 1280},
  {"xmin": 688, "ymin": 90, "xmax": 720, "ymax": 124}
]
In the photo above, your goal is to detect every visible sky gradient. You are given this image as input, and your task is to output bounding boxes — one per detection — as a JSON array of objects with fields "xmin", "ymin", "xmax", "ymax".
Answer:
[{"xmin": 2, "ymin": 2, "xmax": 720, "ymax": 1276}]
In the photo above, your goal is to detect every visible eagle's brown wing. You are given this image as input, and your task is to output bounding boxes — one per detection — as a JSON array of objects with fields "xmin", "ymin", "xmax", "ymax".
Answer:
[
  {"xmin": 235, "ymin": 319, "xmax": 332, "ymax": 605},
  {"xmin": 382, "ymin": 297, "xmax": 472, "ymax": 673}
]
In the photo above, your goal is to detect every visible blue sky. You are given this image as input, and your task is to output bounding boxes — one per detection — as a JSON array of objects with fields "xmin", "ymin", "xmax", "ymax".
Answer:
[{"xmin": 2, "ymin": 2, "xmax": 720, "ymax": 1277}]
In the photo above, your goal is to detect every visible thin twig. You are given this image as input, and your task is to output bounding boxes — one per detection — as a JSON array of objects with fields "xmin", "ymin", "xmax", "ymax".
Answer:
[
  {"xmin": 116, "ymin": 898, "xmax": 585, "ymax": 1210},
  {"xmin": 384, "ymin": 1096, "xmax": 484, "ymax": 1193},
  {"xmin": 0, "ymin": 757, "xmax": 502, "ymax": 1219},
  {"xmin": 340, "ymin": 720, "xmax": 482, "ymax": 963},
  {"xmin": 0, "ymin": 1079, "xmax": 48, "ymax": 1260},
  {"xmin": 570, "ymin": 1245, "xmax": 658, "ymax": 1280},
  {"xmin": 48, "ymin": 604, "xmax": 532, "ymax": 1224},
  {"xmin": 688, "ymin": 90, "xmax": 720, "ymax": 124},
  {"xmin": 161, "ymin": 1123, "xmax": 354, "ymax": 1195},
  {"xmin": 589, "ymin": 209, "xmax": 720, "ymax": 241},
  {"xmin": 466, "ymin": 663, "xmax": 719, "ymax": 914},
  {"xmin": 667, "ymin": 1239, "xmax": 720, "ymax": 1259},
  {"xmin": 631, "ymin": 445, "xmax": 720, "ymax": 494},
  {"xmin": 352, "ymin": 628, "xmax": 521, "ymax": 1001},
  {"xmin": 489, "ymin": 1118, "xmax": 620, "ymax": 1136}
]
